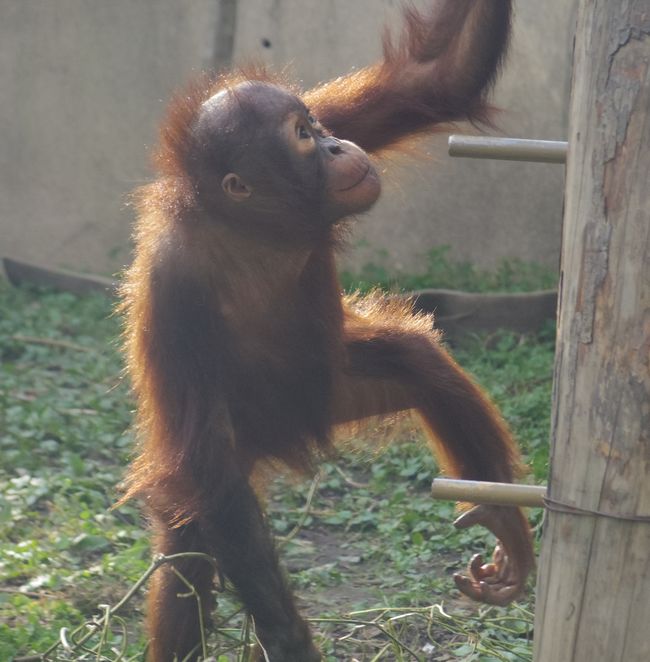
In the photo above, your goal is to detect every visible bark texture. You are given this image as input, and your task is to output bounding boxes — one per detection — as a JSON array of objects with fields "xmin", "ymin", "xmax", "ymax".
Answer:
[{"xmin": 534, "ymin": 2, "xmax": 650, "ymax": 661}]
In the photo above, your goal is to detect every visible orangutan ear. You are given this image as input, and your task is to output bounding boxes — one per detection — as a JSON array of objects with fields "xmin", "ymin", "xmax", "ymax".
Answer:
[{"xmin": 222, "ymin": 173, "xmax": 253, "ymax": 202}]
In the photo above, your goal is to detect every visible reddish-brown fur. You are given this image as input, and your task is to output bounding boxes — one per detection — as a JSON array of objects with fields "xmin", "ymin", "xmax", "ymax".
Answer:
[{"xmin": 119, "ymin": 2, "xmax": 533, "ymax": 660}]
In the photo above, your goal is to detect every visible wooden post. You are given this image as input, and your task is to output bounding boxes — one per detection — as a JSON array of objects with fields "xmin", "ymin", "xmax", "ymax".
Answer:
[{"xmin": 534, "ymin": 3, "xmax": 650, "ymax": 661}]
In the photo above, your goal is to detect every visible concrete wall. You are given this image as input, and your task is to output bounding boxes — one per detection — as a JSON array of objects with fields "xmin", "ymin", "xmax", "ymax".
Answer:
[
  {"xmin": 0, "ymin": 0, "xmax": 223, "ymax": 274},
  {"xmin": 0, "ymin": 0, "xmax": 574, "ymax": 277}
]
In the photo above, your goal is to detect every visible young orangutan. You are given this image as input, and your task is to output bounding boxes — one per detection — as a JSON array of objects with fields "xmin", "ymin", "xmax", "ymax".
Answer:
[{"xmin": 120, "ymin": 1, "xmax": 533, "ymax": 659}]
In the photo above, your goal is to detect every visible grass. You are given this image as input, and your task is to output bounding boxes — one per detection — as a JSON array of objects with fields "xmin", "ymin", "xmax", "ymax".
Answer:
[
  {"xmin": 0, "ymin": 276, "xmax": 554, "ymax": 661},
  {"xmin": 339, "ymin": 246, "xmax": 557, "ymax": 294}
]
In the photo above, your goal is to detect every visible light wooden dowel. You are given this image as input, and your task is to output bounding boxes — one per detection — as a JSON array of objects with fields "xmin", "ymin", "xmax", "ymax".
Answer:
[
  {"xmin": 448, "ymin": 135, "xmax": 568, "ymax": 164},
  {"xmin": 431, "ymin": 478, "xmax": 547, "ymax": 508}
]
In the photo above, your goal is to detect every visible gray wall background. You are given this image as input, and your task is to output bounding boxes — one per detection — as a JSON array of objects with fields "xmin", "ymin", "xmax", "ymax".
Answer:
[{"xmin": 0, "ymin": 0, "xmax": 574, "ymax": 277}]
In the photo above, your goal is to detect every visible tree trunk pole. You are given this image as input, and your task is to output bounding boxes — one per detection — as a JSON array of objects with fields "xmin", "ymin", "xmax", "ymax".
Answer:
[{"xmin": 534, "ymin": 3, "xmax": 650, "ymax": 661}]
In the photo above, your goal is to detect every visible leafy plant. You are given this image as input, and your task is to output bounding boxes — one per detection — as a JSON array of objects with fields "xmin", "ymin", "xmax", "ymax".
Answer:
[
  {"xmin": 0, "ymin": 279, "xmax": 553, "ymax": 660},
  {"xmin": 340, "ymin": 246, "xmax": 557, "ymax": 294}
]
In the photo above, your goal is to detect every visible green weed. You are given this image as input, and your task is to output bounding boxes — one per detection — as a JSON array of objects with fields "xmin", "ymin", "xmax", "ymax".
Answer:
[
  {"xmin": 0, "ymin": 280, "xmax": 553, "ymax": 660},
  {"xmin": 340, "ymin": 246, "xmax": 557, "ymax": 294}
]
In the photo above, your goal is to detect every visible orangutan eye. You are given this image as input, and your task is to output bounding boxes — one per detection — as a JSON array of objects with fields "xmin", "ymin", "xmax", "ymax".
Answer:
[
  {"xmin": 308, "ymin": 113, "xmax": 317, "ymax": 125},
  {"xmin": 297, "ymin": 123, "xmax": 312, "ymax": 140}
]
